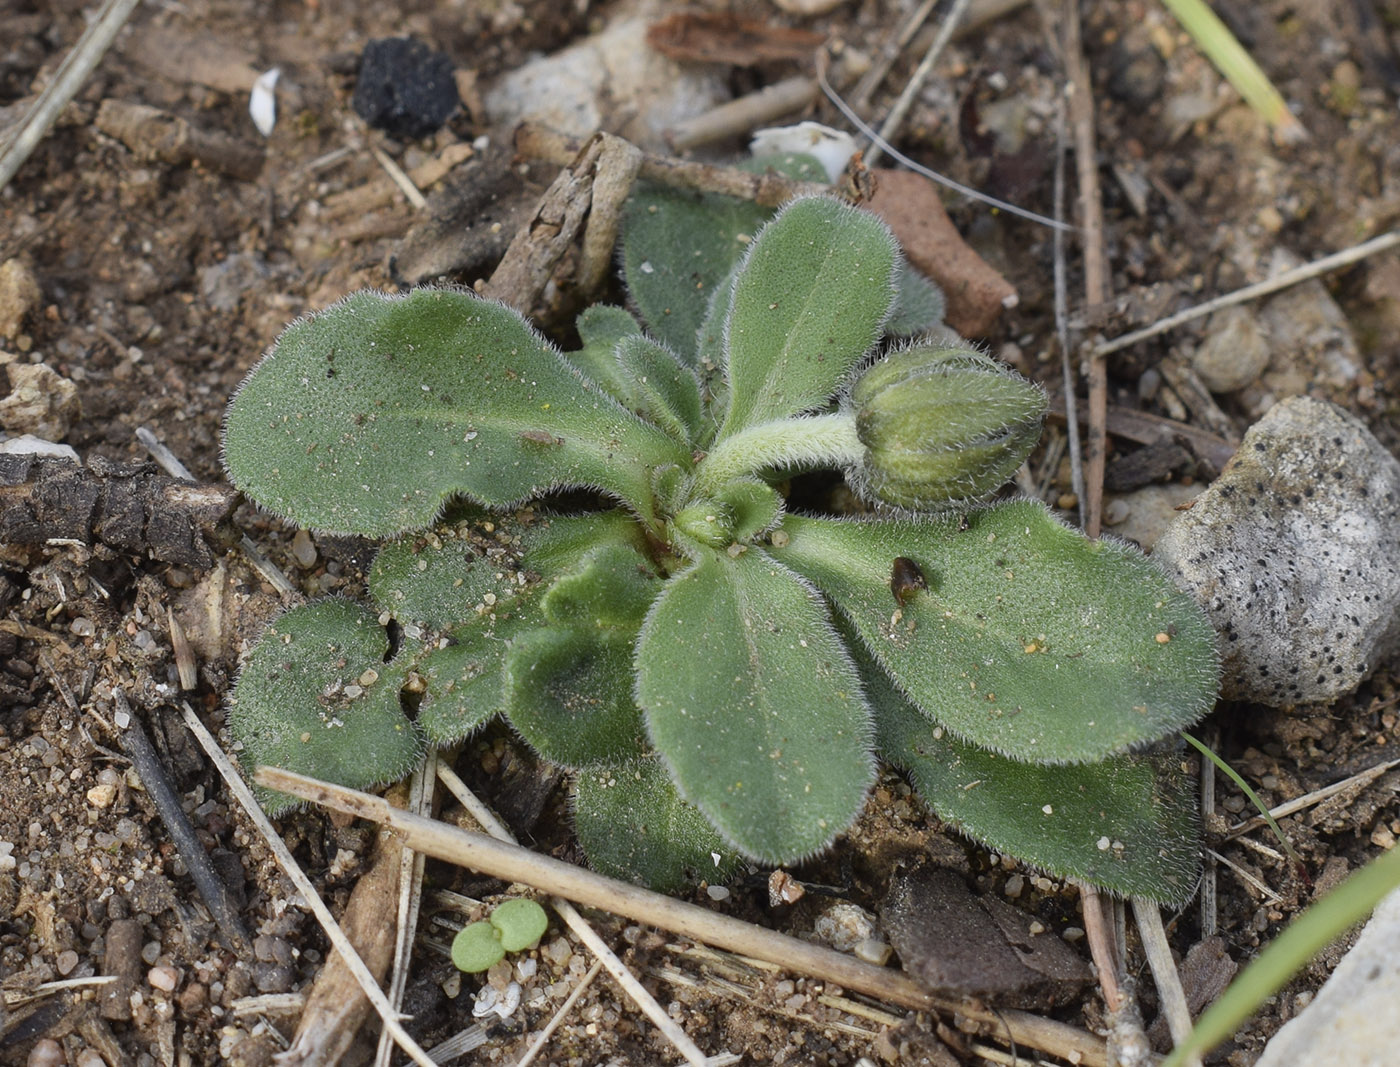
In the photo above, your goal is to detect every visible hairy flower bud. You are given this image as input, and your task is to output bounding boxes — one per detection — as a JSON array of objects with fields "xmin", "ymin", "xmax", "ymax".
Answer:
[{"xmin": 850, "ymin": 345, "xmax": 1046, "ymax": 509}]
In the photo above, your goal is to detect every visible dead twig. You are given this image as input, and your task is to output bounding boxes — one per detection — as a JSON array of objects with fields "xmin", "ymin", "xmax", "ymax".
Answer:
[
  {"xmin": 1092, "ymin": 229, "xmax": 1400, "ymax": 357},
  {"xmin": 281, "ymin": 797, "xmax": 405, "ymax": 1066},
  {"xmin": 262, "ymin": 766, "xmax": 1111, "ymax": 1067},
  {"xmin": 181, "ymin": 706, "xmax": 438, "ymax": 1067},
  {"xmin": 1226, "ymin": 758, "xmax": 1400, "ymax": 838},
  {"xmin": 112, "ymin": 691, "xmax": 251, "ymax": 955},
  {"xmin": 95, "ymin": 100, "xmax": 264, "ymax": 181},
  {"xmin": 0, "ymin": 0, "xmax": 142, "ymax": 191},
  {"xmin": 513, "ymin": 123, "xmax": 830, "ymax": 208},
  {"xmin": 1133, "ymin": 899, "xmax": 1201, "ymax": 1067},
  {"xmin": 669, "ymin": 76, "xmax": 818, "ymax": 151},
  {"xmin": 862, "ymin": 0, "xmax": 974, "ymax": 167},
  {"xmin": 372, "ymin": 758, "xmax": 434, "ymax": 1067},
  {"xmin": 515, "ymin": 958, "xmax": 605, "ymax": 1067},
  {"xmin": 1062, "ymin": 0, "xmax": 1110, "ymax": 540},
  {"xmin": 1045, "ymin": 393, "xmax": 1236, "ymax": 472}
]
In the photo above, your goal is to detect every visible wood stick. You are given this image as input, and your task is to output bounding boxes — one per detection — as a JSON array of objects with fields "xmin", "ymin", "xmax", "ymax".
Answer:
[
  {"xmin": 182, "ymin": 707, "xmax": 438, "ymax": 1067},
  {"xmin": 258, "ymin": 766, "xmax": 1110, "ymax": 1067},
  {"xmin": 0, "ymin": 0, "xmax": 142, "ymax": 190},
  {"xmin": 514, "ymin": 124, "xmax": 830, "ymax": 208},
  {"xmin": 113, "ymin": 691, "xmax": 250, "ymax": 955}
]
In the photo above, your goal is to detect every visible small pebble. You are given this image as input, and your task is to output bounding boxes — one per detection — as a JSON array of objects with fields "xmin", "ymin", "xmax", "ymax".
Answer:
[
  {"xmin": 149, "ymin": 965, "xmax": 179, "ymax": 992},
  {"xmin": 27, "ymin": 1038, "xmax": 64, "ymax": 1067},
  {"xmin": 69, "ymin": 617, "xmax": 95, "ymax": 638},
  {"xmin": 141, "ymin": 941, "xmax": 162, "ymax": 966},
  {"xmin": 705, "ymin": 885, "xmax": 730, "ymax": 901},
  {"xmin": 1102, "ymin": 498, "xmax": 1130, "ymax": 526},
  {"xmin": 1003, "ymin": 874, "xmax": 1025, "ymax": 899},
  {"xmin": 853, "ymin": 938, "xmax": 892, "ymax": 965},
  {"xmin": 56, "ymin": 949, "xmax": 79, "ymax": 976},
  {"xmin": 87, "ymin": 783, "xmax": 118, "ymax": 809},
  {"xmin": 1223, "ymin": 795, "xmax": 1247, "ymax": 814},
  {"xmin": 76, "ymin": 1051, "xmax": 106, "ymax": 1067},
  {"xmin": 471, "ymin": 985, "xmax": 500, "ymax": 1018},
  {"xmin": 290, "ymin": 529, "xmax": 318, "ymax": 569}
]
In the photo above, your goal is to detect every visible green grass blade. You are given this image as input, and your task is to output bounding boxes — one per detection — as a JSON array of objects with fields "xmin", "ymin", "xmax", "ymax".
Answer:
[{"xmin": 1162, "ymin": 844, "xmax": 1400, "ymax": 1067}]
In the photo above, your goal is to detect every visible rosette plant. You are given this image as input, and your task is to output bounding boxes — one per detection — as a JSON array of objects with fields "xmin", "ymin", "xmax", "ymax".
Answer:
[{"xmin": 224, "ymin": 172, "xmax": 1218, "ymax": 900}]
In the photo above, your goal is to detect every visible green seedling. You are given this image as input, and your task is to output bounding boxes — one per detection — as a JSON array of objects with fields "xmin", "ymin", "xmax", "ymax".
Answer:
[
  {"xmin": 225, "ymin": 168, "xmax": 1219, "ymax": 900},
  {"xmin": 451, "ymin": 898, "xmax": 550, "ymax": 973}
]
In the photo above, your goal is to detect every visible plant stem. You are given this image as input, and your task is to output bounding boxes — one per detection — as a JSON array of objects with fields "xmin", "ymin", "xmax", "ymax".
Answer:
[{"xmin": 694, "ymin": 413, "xmax": 864, "ymax": 495}]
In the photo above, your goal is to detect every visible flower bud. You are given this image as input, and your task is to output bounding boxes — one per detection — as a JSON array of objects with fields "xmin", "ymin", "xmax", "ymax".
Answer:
[{"xmin": 850, "ymin": 345, "xmax": 1045, "ymax": 509}]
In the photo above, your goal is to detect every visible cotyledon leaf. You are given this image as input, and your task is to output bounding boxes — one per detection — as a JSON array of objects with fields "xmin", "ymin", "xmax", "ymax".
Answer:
[
  {"xmin": 636, "ymin": 546, "xmax": 875, "ymax": 863},
  {"xmin": 224, "ymin": 288, "xmax": 689, "ymax": 537},
  {"xmin": 863, "ymin": 631, "xmax": 1200, "ymax": 905},
  {"xmin": 772, "ymin": 502, "xmax": 1219, "ymax": 765}
]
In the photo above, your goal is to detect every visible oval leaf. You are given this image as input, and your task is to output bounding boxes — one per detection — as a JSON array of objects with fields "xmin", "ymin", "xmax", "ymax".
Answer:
[
  {"xmin": 719, "ymin": 197, "xmax": 897, "ymax": 437},
  {"xmin": 224, "ymin": 289, "xmax": 687, "ymax": 536},
  {"xmin": 774, "ymin": 503, "xmax": 1219, "ymax": 764},
  {"xmin": 230, "ymin": 600, "xmax": 422, "ymax": 816},
  {"xmin": 636, "ymin": 547, "xmax": 875, "ymax": 863},
  {"xmin": 574, "ymin": 758, "xmax": 742, "ymax": 892},
  {"xmin": 865, "ymin": 635, "xmax": 1200, "ymax": 904},
  {"xmin": 490, "ymin": 899, "xmax": 549, "ymax": 952}
]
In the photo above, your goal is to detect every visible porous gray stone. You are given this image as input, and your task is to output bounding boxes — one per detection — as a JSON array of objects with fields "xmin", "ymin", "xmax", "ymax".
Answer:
[
  {"xmin": 1254, "ymin": 884, "xmax": 1400, "ymax": 1067},
  {"xmin": 1153, "ymin": 397, "xmax": 1400, "ymax": 706}
]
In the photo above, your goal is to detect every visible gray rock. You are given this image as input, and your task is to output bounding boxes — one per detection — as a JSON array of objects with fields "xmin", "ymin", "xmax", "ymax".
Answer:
[
  {"xmin": 1192, "ymin": 305, "xmax": 1270, "ymax": 393},
  {"xmin": 1255, "ymin": 885, "xmax": 1400, "ymax": 1067},
  {"xmin": 1153, "ymin": 397, "xmax": 1400, "ymax": 705},
  {"xmin": 1109, "ymin": 482, "xmax": 1202, "ymax": 553},
  {"xmin": 1237, "ymin": 250, "xmax": 1373, "ymax": 419},
  {"xmin": 483, "ymin": 10, "xmax": 725, "ymax": 152}
]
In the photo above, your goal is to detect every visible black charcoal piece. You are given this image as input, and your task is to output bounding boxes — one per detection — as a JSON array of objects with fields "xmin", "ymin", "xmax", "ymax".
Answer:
[{"xmin": 352, "ymin": 37, "xmax": 459, "ymax": 139}]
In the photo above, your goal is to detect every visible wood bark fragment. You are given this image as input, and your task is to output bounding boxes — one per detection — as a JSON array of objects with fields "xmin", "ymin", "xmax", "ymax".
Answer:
[
  {"xmin": 0, "ymin": 455, "xmax": 236, "ymax": 567},
  {"xmin": 513, "ymin": 123, "xmax": 829, "ymax": 208},
  {"xmin": 865, "ymin": 168, "xmax": 1018, "ymax": 337},
  {"xmin": 279, "ymin": 811, "xmax": 404, "ymax": 1067},
  {"xmin": 95, "ymin": 99, "xmax": 265, "ymax": 181}
]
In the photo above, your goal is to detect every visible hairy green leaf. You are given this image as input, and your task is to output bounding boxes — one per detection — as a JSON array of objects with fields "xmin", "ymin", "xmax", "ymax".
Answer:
[
  {"xmin": 636, "ymin": 548, "xmax": 874, "ymax": 863},
  {"xmin": 574, "ymin": 758, "xmax": 741, "ymax": 892},
  {"xmin": 571, "ymin": 304, "xmax": 643, "ymax": 401},
  {"xmin": 370, "ymin": 512, "xmax": 647, "ymax": 746},
  {"xmin": 719, "ymin": 198, "xmax": 897, "ymax": 437},
  {"xmin": 224, "ymin": 289, "xmax": 688, "ymax": 536},
  {"xmin": 613, "ymin": 334, "xmax": 704, "ymax": 445},
  {"xmin": 620, "ymin": 154, "xmax": 827, "ymax": 361},
  {"xmin": 715, "ymin": 478, "xmax": 782, "ymax": 541},
  {"xmin": 868, "ymin": 643, "xmax": 1200, "ymax": 904},
  {"xmin": 503, "ymin": 543, "xmax": 660, "ymax": 768},
  {"xmin": 230, "ymin": 600, "xmax": 422, "ymax": 816},
  {"xmin": 774, "ymin": 503, "xmax": 1219, "ymax": 764},
  {"xmin": 369, "ymin": 513, "xmax": 538, "ymax": 631},
  {"xmin": 886, "ymin": 269, "xmax": 947, "ymax": 337}
]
